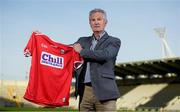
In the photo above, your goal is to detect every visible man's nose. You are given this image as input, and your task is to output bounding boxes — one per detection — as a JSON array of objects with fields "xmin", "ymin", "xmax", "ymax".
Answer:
[{"xmin": 94, "ymin": 20, "xmax": 99, "ymax": 24}]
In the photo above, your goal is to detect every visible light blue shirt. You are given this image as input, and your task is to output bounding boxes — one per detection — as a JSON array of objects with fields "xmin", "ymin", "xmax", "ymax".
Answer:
[{"xmin": 84, "ymin": 31, "xmax": 106, "ymax": 83}]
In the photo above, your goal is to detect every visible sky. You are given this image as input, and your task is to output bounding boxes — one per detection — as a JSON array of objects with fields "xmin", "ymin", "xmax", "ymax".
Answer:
[{"xmin": 0, "ymin": 0, "xmax": 180, "ymax": 80}]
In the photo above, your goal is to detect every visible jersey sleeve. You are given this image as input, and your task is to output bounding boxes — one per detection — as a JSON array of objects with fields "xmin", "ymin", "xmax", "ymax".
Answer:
[
  {"xmin": 73, "ymin": 50, "xmax": 83, "ymax": 69},
  {"xmin": 24, "ymin": 32, "xmax": 36, "ymax": 57}
]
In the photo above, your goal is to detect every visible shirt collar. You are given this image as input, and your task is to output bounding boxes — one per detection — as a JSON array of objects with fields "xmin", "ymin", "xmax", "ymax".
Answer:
[{"xmin": 93, "ymin": 31, "xmax": 106, "ymax": 41}]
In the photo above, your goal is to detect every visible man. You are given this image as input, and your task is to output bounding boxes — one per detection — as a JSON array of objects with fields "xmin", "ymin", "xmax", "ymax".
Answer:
[{"xmin": 73, "ymin": 8, "xmax": 121, "ymax": 111}]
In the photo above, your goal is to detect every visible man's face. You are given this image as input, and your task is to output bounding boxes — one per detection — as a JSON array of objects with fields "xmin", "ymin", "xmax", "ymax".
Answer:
[{"xmin": 89, "ymin": 12, "xmax": 107, "ymax": 33}]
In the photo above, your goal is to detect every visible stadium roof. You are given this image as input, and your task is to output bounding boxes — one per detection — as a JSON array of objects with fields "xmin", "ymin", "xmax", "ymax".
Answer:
[{"xmin": 115, "ymin": 57, "xmax": 180, "ymax": 76}]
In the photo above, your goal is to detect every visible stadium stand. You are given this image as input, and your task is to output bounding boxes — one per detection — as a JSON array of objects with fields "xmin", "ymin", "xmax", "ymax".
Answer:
[
  {"xmin": 117, "ymin": 84, "xmax": 168, "ymax": 109},
  {"xmin": 115, "ymin": 57, "xmax": 180, "ymax": 111},
  {"xmin": 165, "ymin": 96, "xmax": 180, "ymax": 110},
  {"xmin": 138, "ymin": 84, "xmax": 180, "ymax": 108}
]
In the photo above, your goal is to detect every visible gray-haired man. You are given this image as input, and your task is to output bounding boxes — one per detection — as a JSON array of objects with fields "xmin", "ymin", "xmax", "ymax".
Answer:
[{"xmin": 73, "ymin": 8, "xmax": 121, "ymax": 111}]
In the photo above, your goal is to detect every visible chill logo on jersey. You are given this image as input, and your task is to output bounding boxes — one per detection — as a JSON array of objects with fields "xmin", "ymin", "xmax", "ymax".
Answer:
[{"xmin": 40, "ymin": 51, "xmax": 64, "ymax": 69}]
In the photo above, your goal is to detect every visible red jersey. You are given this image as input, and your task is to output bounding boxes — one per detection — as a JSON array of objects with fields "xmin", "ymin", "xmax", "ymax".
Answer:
[{"xmin": 24, "ymin": 32, "xmax": 82, "ymax": 106}]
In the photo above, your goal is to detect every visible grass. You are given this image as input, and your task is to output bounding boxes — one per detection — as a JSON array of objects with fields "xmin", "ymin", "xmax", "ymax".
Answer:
[
  {"xmin": 0, "ymin": 106, "xmax": 164, "ymax": 112},
  {"xmin": 0, "ymin": 106, "xmax": 78, "ymax": 112},
  {"xmin": 0, "ymin": 107, "xmax": 140, "ymax": 112}
]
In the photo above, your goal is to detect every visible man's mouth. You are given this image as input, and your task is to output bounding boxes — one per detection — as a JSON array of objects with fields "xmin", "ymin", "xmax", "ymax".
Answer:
[{"xmin": 94, "ymin": 26, "xmax": 100, "ymax": 28}]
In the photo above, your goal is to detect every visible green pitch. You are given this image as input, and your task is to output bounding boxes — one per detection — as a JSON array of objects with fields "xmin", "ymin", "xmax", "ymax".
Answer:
[
  {"xmin": 0, "ymin": 107, "xmax": 139, "ymax": 112},
  {"xmin": 0, "ymin": 106, "xmax": 78, "ymax": 112},
  {"xmin": 0, "ymin": 106, "xmax": 161, "ymax": 112}
]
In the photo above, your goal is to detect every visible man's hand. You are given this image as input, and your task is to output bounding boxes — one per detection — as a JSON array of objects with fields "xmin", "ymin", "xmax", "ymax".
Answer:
[{"xmin": 73, "ymin": 43, "xmax": 83, "ymax": 53}]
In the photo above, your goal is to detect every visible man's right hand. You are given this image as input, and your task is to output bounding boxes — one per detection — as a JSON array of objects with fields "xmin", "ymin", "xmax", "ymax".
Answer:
[{"xmin": 73, "ymin": 43, "xmax": 83, "ymax": 53}]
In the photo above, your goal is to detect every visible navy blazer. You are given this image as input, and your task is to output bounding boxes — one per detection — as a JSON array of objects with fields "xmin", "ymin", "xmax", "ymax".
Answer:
[{"xmin": 74, "ymin": 32, "xmax": 121, "ymax": 101}]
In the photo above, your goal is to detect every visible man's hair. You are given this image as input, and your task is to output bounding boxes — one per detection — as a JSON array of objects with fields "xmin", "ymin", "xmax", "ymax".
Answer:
[{"xmin": 89, "ymin": 8, "xmax": 107, "ymax": 22}]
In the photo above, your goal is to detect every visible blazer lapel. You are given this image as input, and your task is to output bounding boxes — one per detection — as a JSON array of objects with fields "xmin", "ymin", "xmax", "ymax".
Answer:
[
  {"xmin": 95, "ymin": 32, "xmax": 109, "ymax": 50},
  {"xmin": 86, "ymin": 36, "xmax": 93, "ymax": 49}
]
